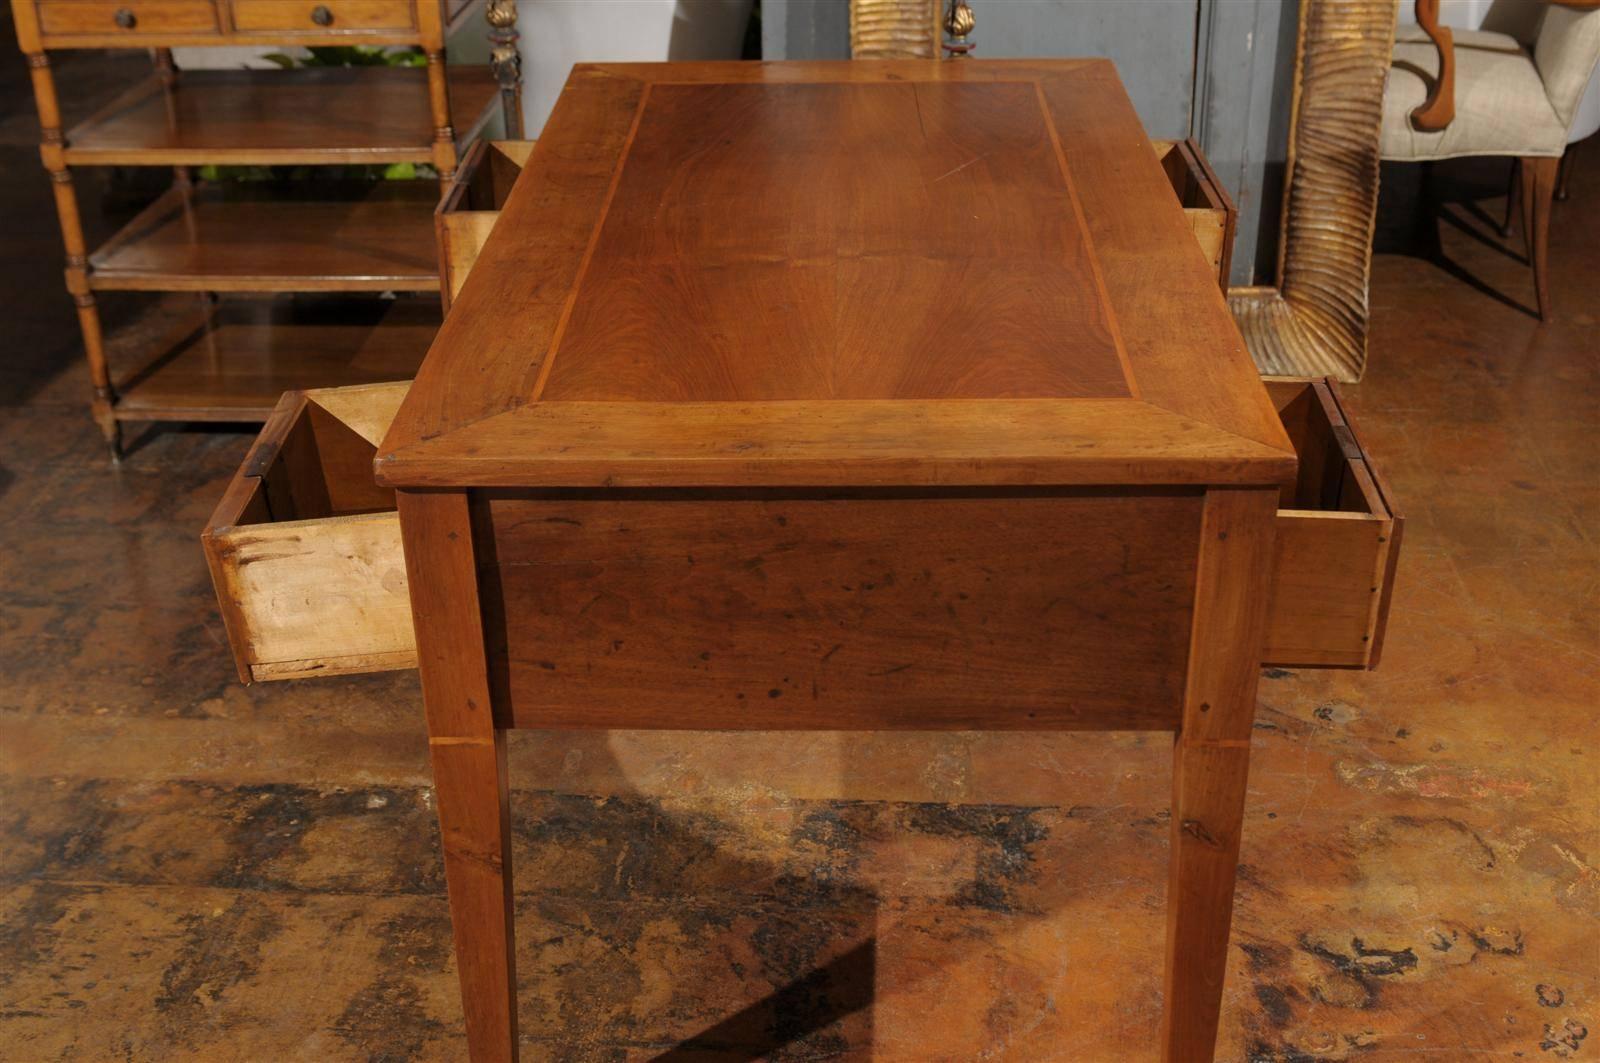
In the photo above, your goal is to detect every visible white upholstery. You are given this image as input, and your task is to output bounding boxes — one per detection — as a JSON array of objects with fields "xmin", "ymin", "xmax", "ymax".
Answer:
[
  {"xmin": 1535, "ymin": 4, "xmax": 1600, "ymax": 129},
  {"xmin": 1383, "ymin": 25, "xmax": 1567, "ymax": 160}
]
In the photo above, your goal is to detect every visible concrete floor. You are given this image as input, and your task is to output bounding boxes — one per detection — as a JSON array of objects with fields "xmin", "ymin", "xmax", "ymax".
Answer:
[{"xmin": 1, "ymin": 40, "xmax": 1597, "ymax": 1063}]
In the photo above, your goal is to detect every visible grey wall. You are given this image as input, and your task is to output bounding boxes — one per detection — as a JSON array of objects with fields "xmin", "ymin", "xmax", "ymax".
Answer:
[{"xmin": 763, "ymin": 0, "xmax": 1301, "ymax": 286}]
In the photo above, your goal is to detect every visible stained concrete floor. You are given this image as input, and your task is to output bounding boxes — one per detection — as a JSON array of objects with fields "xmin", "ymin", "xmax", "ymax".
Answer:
[{"xmin": 1, "ymin": 39, "xmax": 1597, "ymax": 1063}]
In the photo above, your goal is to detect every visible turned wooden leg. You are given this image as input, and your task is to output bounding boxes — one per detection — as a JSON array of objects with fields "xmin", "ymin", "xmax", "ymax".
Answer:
[
  {"xmin": 1519, "ymin": 155, "xmax": 1559, "ymax": 320},
  {"xmin": 398, "ymin": 490, "xmax": 519, "ymax": 1063},
  {"xmin": 1160, "ymin": 488, "xmax": 1278, "ymax": 1062},
  {"xmin": 30, "ymin": 51, "xmax": 122, "ymax": 460}
]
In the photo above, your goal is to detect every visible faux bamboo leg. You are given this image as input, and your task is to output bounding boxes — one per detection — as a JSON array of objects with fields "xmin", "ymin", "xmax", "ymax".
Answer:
[
  {"xmin": 1160, "ymin": 488, "xmax": 1278, "ymax": 1062},
  {"xmin": 397, "ymin": 490, "xmax": 519, "ymax": 1063},
  {"xmin": 426, "ymin": 50, "xmax": 459, "ymax": 188},
  {"xmin": 29, "ymin": 52, "xmax": 121, "ymax": 458}
]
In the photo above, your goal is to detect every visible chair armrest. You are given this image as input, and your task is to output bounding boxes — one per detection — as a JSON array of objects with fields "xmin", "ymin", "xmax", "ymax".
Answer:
[{"xmin": 1411, "ymin": 0, "xmax": 1457, "ymax": 131}]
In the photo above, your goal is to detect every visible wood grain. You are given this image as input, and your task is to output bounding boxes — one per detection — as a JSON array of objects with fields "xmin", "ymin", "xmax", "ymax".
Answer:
[
  {"xmin": 231, "ymin": 0, "xmax": 415, "ymax": 34},
  {"xmin": 36, "ymin": 0, "xmax": 219, "ymax": 38},
  {"xmin": 62, "ymin": 66, "xmax": 497, "ymax": 166},
  {"xmin": 477, "ymin": 489, "xmax": 1201, "ymax": 731},
  {"xmin": 540, "ymin": 80, "xmax": 1127, "ymax": 402},
  {"xmin": 1260, "ymin": 378, "xmax": 1401, "ymax": 669},
  {"xmin": 397, "ymin": 490, "xmax": 517, "ymax": 1062},
  {"xmin": 111, "ymin": 297, "xmax": 433, "ymax": 423},
  {"xmin": 204, "ymin": 504, "xmax": 413, "ymax": 681},
  {"xmin": 377, "ymin": 398, "xmax": 1297, "ymax": 489},
  {"xmin": 88, "ymin": 183, "xmax": 441, "ymax": 292},
  {"xmin": 380, "ymin": 60, "xmax": 1297, "ymax": 491},
  {"xmin": 201, "ymin": 387, "xmax": 416, "ymax": 682},
  {"xmin": 1161, "ymin": 487, "xmax": 1278, "ymax": 1063}
]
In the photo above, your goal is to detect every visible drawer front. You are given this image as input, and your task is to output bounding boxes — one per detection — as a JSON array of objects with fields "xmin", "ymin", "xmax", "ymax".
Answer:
[
  {"xmin": 203, "ymin": 382, "xmax": 415, "ymax": 683},
  {"xmin": 37, "ymin": 1, "xmax": 219, "ymax": 37},
  {"xmin": 230, "ymin": 0, "xmax": 414, "ymax": 33},
  {"xmin": 477, "ymin": 489, "xmax": 1202, "ymax": 732},
  {"xmin": 436, "ymin": 139, "xmax": 535, "ymax": 309},
  {"xmin": 1263, "ymin": 378, "xmax": 1401, "ymax": 669}
]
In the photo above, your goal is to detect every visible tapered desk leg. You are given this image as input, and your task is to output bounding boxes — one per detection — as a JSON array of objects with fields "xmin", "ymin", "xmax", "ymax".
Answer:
[
  {"xmin": 398, "ymin": 490, "xmax": 519, "ymax": 1063},
  {"xmin": 1160, "ymin": 487, "xmax": 1277, "ymax": 1062}
]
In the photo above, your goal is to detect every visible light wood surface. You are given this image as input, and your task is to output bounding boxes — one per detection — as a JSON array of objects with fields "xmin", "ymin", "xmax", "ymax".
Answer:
[
  {"xmin": 202, "ymin": 388, "xmax": 418, "ymax": 683},
  {"xmin": 111, "ymin": 297, "xmax": 434, "ymax": 422},
  {"xmin": 435, "ymin": 140, "xmax": 535, "ymax": 310},
  {"xmin": 88, "ymin": 183, "xmax": 441, "ymax": 292},
  {"xmin": 231, "ymin": 0, "xmax": 415, "ymax": 34},
  {"xmin": 62, "ymin": 66, "xmax": 498, "ymax": 166},
  {"xmin": 381, "ymin": 60, "xmax": 1295, "ymax": 487},
  {"xmin": 37, "ymin": 0, "xmax": 220, "ymax": 38}
]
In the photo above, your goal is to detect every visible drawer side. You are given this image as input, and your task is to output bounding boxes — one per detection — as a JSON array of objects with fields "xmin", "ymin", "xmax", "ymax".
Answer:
[
  {"xmin": 1262, "ymin": 379, "xmax": 1401, "ymax": 669},
  {"xmin": 202, "ymin": 384, "xmax": 415, "ymax": 682}
]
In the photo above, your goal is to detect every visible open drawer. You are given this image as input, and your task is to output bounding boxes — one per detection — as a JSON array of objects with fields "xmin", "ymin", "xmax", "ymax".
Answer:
[
  {"xmin": 202, "ymin": 381, "xmax": 415, "ymax": 682},
  {"xmin": 1264, "ymin": 378, "xmax": 1402, "ymax": 669},
  {"xmin": 435, "ymin": 138, "xmax": 535, "ymax": 311},
  {"xmin": 204, "ymin": 375, "xmax": 1397, "ymax": 681},
  {"xmin": 1151, "ymin": 138, "xmax": 1236, "ymax": 288}
]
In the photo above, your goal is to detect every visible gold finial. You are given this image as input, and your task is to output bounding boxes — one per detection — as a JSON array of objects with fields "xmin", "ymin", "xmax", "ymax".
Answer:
[
  {"xmin": 943, "ymin": 0, "xmax": 975, "ymax": 57},
  {"xmin": 486, "ymin": 0, "xmax": 516, "ymax": 29}
]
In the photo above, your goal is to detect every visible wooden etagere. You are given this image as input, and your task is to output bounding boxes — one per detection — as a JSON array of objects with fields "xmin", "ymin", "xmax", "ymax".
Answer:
[{"xmin": 11, "ymin": 0, "xmax": 523, "ymax": 457}]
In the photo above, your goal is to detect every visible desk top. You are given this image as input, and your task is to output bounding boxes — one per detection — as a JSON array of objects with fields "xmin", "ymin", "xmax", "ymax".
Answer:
[{"xmin": 378, "ymin": 60, "xmax": 1296, "ymax": 489}]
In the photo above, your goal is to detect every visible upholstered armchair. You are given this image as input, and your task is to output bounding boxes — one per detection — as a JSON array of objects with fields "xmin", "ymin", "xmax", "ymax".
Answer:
[{"xmin": 1382, "ymin": 0, "xmax": 1600, "ymax": 318}]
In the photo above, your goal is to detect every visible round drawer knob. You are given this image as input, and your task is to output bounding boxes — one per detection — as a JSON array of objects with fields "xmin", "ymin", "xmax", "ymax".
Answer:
[
  {"xmin": 114, "ymin": 7, "xmax": 137, "ymax": 29},
  {"xmin": 311, "ymin": 5, "xmax": 335, "ymax": 25}
]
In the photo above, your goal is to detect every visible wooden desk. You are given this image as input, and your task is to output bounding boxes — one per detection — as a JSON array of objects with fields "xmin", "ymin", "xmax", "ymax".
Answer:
[{"xmin": 205, "ymin": 58, "xmax": 1401, "ymax": 1062}]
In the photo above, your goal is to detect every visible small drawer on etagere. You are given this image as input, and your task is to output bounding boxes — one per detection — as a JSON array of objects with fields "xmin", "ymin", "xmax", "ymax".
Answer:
[
  {"xmin": 229, "ymin": 0, "xmax": 415, "ymax": 35},
  {"xmin": 36, "ymin": 1, "xmax": 220, "ymax": 39},
  {"xmin": 203, "ymin": 381, "xmax": 415, "ymax": 683},
  {"xmin": 435, "ymin": 138, "xmax": 536, "ymax": 311}
]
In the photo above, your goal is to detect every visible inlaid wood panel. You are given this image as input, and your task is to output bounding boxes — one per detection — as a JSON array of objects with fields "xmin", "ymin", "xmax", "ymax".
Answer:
[
  {"xmin": 541, "ymin": 80, "xmax": 1127, "ymax": 403},
  {"xmin": 380, "ymin": 61, "xmax": 1297, "ymax": 491},
  {"xmin": 476, "ymin": 489, "xmax": 1202, "ymax": 731}
]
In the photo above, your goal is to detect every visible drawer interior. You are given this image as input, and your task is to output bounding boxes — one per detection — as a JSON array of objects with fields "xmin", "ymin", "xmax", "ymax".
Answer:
[
  {"xmin": 1262, "ymin": 379, "xmax": 1402, "ymax": 669},
  {"xmin": 203, "ymin": 381, "xmax": 415, "ymax": 682},
  {"xmin": 435, "ymin": 139, "xmax": 534, "ymax": 309},
  {"xmin": 1150, "ymin": 138, "xmax": 1235, "ymax": 288}
]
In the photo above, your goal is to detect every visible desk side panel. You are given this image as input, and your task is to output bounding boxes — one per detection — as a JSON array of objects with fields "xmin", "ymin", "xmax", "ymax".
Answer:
[{"xmin": 475, "ymin": 489, "xmax": 1201, "ymax": 730}]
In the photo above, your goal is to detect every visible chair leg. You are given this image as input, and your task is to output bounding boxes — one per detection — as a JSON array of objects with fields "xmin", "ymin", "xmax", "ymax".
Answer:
[
  {"xmin": 1519, "ymin": 156, "xmax": 1559, "ymax": 320},
  {"xmin": 1556, "ymin": 142, "xmax": 1576, "ymax": 202},
  {"xmin": 1502, "ymin": 159, "xmax": 1521, "ymax": 237}
]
